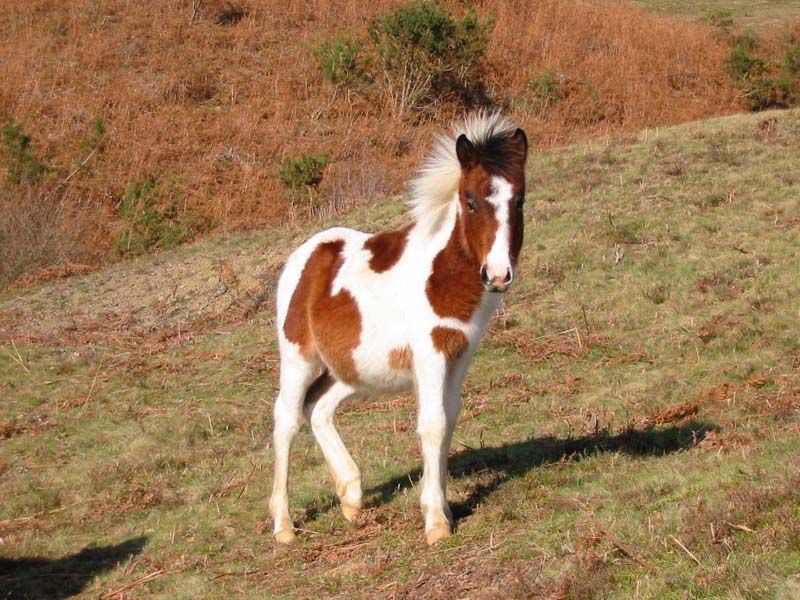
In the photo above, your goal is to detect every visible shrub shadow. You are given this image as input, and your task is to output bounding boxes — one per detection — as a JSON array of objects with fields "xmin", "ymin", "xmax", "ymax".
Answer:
[
  {"xmin": 363, "ymin": 420, "xmax": 715, "ymax": 523},
  {"xmin": 0, "ymin": 535, "xmax": 148, "ymax": 599}
]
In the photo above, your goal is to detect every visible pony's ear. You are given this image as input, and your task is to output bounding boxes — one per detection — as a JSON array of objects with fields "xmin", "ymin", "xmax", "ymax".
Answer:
[
  {"xmin": 512, "ymin": 128, "xmax": 528, "ymax": 158},
  {"xmin": 456, "ymin": 134, "xmax": 477, "ymax": 169}
]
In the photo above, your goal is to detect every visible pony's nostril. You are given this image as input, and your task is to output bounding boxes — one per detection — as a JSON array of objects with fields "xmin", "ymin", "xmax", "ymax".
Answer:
[
  {"xmin": 504, "ymin": 269, "xmax": 513, "ymax": 284},
  {"xmin": 480, "ymin": 265, "xmax": 490, "ymax": 285}
]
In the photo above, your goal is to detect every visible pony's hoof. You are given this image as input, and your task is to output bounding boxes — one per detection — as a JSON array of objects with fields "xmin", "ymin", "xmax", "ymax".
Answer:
[
  {"xmin": 341, "ymin": 503, "xmax": 360, "ymax": 522},
  {"xmin": 425, "ymin": 524, "xmax": 451, "ymax": 545},
  {"xmin": 274, "ymin": 528, "xmax": 296, "ymax": 544}
]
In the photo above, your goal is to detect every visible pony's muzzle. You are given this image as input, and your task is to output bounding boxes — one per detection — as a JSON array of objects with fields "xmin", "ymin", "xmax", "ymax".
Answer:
[{"xmin": 481, "ymin": 264, "xmax": 513, "ymax": 293}]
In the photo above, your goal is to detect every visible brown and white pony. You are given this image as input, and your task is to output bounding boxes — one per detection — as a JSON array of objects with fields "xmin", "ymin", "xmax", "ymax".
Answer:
[{"xmin": 270, "ymin": 112, "xmax": 528, "ymax": 545}]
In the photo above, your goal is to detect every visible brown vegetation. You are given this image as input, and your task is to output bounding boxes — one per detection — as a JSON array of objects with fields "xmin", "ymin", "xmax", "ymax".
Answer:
[{"xmin": 0, "ymin": 0, "xmax": 786, "ymax": 286}]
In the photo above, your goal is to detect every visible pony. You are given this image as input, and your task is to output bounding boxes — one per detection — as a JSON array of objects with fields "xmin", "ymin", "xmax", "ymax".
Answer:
[{"xmin": 269, "ymin": 112, "xmax": 528, "ymax": 545}]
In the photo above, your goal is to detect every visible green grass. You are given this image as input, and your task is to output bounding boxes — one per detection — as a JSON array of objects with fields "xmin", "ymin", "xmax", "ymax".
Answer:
[
  {"xmin": 2, "ymin": 109, "xmax": 800, "ymax": 598},
  {"xmin": 629, "ymin": 0, "xmax": 800, "ymax": 26}
]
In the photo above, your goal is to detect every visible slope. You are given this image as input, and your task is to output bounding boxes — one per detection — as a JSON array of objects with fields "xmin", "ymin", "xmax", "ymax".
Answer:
[{"xmin": 1, "ymin": 109, "xmax": 799, "ymax": 599}]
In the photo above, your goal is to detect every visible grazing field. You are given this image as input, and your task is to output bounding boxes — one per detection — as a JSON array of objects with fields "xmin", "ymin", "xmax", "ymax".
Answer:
[{"xmin": 2, "ymin": 108, "xmax": 800, "ymax": 598}]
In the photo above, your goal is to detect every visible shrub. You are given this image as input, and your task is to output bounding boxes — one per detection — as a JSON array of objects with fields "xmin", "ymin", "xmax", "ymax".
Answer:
[
  {"xmin": 115, "ymin": 178, "xmax": 198, "ymax": 256},
  {"xmin": 278, "ymin": 153, "xmax": 331, "ymax": 189},
  {"xmin": 369, "ymin": 0, "xmax": 491, "ymax": 114},
  {"xmin": 527, "ymin": 69, "xmax": 565, "ymax": 112},
  {"xmin": 725, "ymin": 33, "xmax": 800, "ymax": 111},
  {"xmin": 725, "ymin": 34, "xmax": 767, "ymax": 81},
  {"xmin": 315, "ymin": 36, "xmax": 368, "ymax": 86},
  {"xmin": 0, "ymin": 184, "xmax": 75, "ymax": 288},
  {"xmin": 785, "ymin": 43, "xmax": 800, "ymax": 76},
  {"xmin": 1, "ymin": 120, "xmax": 47, "ymax": 185}
]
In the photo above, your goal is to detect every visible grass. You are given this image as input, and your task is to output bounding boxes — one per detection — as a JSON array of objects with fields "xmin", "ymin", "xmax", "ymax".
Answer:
[{"xmin": 2, "ymin": 109, "xmax": 800, "ymax": 598}]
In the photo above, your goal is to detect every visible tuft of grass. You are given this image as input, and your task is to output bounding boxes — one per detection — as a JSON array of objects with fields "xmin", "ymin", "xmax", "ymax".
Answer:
[{"xmin": 315, "ymin": 36, "xmax": 369, "ymax": 87}]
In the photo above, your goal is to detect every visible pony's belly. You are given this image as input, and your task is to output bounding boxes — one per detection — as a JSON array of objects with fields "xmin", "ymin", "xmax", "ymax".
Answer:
[
  {"xmin": 349, "ymin": 338, "xmax": 415, "ymax": 392},
  {"xmin": 352, "ymin": 355, "xmax": 414, "ymax": 393}
]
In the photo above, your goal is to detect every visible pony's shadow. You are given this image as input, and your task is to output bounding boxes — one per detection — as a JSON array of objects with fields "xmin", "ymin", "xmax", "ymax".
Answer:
[
  {"xmin": 363, "ymin": 420, "xmax": 715, "ymax": 522},
  {"xmin": 0, "ymin": 535, "xmax": 148, "ymax": 600}
]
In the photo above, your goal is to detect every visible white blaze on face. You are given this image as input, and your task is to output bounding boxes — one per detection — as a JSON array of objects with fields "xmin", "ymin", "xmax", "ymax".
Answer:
[{"xmin": 484, "ymin": 176, "xmax": 514, "ymax": 285}]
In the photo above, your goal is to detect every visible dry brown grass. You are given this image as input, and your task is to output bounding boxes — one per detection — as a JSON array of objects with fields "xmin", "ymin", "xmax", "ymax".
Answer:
[{"xmin": 0, "ymin": 0, "xmax": 779, "ymax": 285}]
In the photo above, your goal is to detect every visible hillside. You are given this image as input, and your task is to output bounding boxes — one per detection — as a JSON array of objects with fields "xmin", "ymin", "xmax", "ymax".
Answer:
[
  {"xmin": 2, "ymin": 109, "xmax": 800, "ymax": 598},
  {"xmin": 7, "ymin": 0, "xmax": 788, "ymax": 287}
]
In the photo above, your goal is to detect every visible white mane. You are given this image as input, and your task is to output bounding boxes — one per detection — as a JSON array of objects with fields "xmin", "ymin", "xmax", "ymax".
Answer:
[{"xmin": 407, "ymin": 110, "xmax": 517, "ymax": 231}]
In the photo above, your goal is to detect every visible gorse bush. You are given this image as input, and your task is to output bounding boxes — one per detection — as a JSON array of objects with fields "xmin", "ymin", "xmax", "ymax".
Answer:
[
  {"xmin": 315, "ymin": 36, "xmax": 368, "ymax": 86},
  {"xmin": 1, "ymin": 120, "xmax": 47, "ymax": 185},
  {"xmin": 368, "ymin": 0, "xmax": 491, "ymax": 114},
  {"xmin": 115, "ymin": 178, "xmax": 198, "ymax": 256},
  {"xmin": 725, "ymin": 34, "xmax": 767, "ymax": 81},
  {"xmin": 527, "ymin": 69, "xmax": 565, "ymax": 113},
  {"xmin": 278, "ymin": 153, "xmax": 331, "ymax": 190},
  {"xmin": 725, "ymin": 32, "xmax": 800, "ymax": 110}
]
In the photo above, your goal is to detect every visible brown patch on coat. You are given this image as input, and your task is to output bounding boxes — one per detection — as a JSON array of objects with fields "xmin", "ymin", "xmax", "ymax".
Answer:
[
  {"xmin": 283, "ymin": 240, "xmax": 362, "ymax": 384},
  {"xmin": 283, "ymin": 251, "xmax": 318, "ymax": 358},
  {"xmin": 426, "ymin": 219, "xmax": 485, "ymax": 321},
  {"xmin": 431, "ymin": 327, "xmax": 469, "ymax": 362},
  {"xmin": 388, "ymin": 345, "xmax": 413, "ymax": 370},
  {"xmin": 364, "ymin": 225, "xmax": 412, "ymax": 273}
]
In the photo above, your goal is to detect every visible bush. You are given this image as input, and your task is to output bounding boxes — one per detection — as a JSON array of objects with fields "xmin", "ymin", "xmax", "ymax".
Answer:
[
  {"xmin": 1, "ymin": 120, "xmax": 47, "ymax": 185},
  {"xmin": 527, "ymin": 69, "xmax": 565, "ymax": 112},
  {"xmin": 725, "ymin": 34, "xmax": 767, "ymax": 81},
  {"xmin": 725, "ymin": 33, "xmax": 800, "ymax": 111},
  {"xmin": 278, "ymin": 153, "xmax": 331, "ymax": 190},
  {"xmin": 369, "ymin": 0, "xmax": 491, "ymax": 114},
  {"xmin": 115, "ymin": 178, "xmax": 198, "ymax": 256},
  {"xmin": 785, "ymin": 43, "xmax": 800, "ymax": 76},
  {"xmin": 315, "ymin": 36, "xmax": 368, "ymax": 86}
]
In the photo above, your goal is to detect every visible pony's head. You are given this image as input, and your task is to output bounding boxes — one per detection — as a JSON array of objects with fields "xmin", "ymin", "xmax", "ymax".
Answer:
[{"xmin": 455, "ymin": 123, "xmax": 528, "ymax": 293}]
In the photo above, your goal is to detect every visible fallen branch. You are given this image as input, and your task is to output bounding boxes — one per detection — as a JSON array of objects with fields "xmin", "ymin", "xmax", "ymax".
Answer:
[
  {"xmin": 100, "ymin": 569, "xmax": 175, "ymax": 598},
  {"xmin": 725, "ymin": 521, "xmax": 755, "ymax": 533},
  {"xmin": 593, "ymin": 522, "xmax": 646, "ymax": 566},
  {"xmin": 0, "ymin": 501, "xmax": 83, "ymax": 531},
  {"xmin": 670, "ymin": 535, "xmax": 702, "ymax": 567}
]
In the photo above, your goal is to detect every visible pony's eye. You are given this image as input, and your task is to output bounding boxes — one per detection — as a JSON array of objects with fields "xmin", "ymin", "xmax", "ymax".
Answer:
[
  {"xmin": 516, "ymin": 195, "xmax": 525, "ymax": 211},
  {"xmin": 465, "ymin": 193, "xmax": 477, "ymax": 213}
]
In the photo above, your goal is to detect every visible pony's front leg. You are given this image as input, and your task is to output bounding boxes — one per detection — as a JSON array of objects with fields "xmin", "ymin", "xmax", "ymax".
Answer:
[{"xmin": 415, "ymin": 356, "xmax": 452, "ymax": 545}]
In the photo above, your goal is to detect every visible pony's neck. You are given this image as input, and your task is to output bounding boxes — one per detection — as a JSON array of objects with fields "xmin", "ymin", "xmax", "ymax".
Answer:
[{"xmin": 419, "ymin": 202, "xmax": 488, "ymax": 324}]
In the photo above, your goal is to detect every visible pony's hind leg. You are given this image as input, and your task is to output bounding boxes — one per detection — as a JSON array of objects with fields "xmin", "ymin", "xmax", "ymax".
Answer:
[
  {"xmin": 302, "ymin": 372, "xmax": 361, "ymax": 521},
  {"xmin": 269, "ymin": 352, "xmax": 316, "ymax": 544}
]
